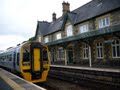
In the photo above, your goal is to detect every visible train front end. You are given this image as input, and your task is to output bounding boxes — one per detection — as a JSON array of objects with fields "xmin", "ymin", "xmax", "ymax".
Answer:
[{"xmin": 20, "ymin": 42, "xmax": 50, "ymax": 83}]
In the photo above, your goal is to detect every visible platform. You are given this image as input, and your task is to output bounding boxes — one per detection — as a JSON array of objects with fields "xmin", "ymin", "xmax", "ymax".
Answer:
[
  {"xmin": 51, "ymin": 65, "xmax": 120, "ymax": 73},
  {"xmin": 50, "ymin": 65, "xmax": 120, "ymax": 88},
  {"xmin": 0, "ymin": 68, "xmax": 46, "ymax": 90}
]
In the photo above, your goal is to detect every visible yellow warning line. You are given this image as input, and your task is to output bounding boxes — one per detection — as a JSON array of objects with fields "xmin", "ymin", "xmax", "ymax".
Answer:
[{"xmin": 0, "ymin": 71, "xmax": 25, "ymax": 90}]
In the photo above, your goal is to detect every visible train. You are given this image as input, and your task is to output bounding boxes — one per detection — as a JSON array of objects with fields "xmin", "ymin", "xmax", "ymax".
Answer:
[{"xmin": 0, "ymin": 41, "xmax": 50, "ymax": 83}]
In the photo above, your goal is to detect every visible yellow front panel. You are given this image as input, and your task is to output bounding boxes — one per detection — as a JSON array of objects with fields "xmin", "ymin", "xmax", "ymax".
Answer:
[{"xmin": 34, "ymin": 48, "xmax": 40, "ymax": 71}]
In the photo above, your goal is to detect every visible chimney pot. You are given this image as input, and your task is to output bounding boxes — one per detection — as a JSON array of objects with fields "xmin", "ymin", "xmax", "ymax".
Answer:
[
  {"xmin": 62, "ymin": 1, "xmax": 70, "ymax": 16},
  {"xmin": 52, "ymin": 12, "xmax": 56, "ymax": 21}
]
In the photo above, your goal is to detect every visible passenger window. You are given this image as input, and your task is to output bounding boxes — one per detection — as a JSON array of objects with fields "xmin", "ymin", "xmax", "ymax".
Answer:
[
  {"xmin": 17, "ymin": 53, "xmax": 19, "ymax": 65},
  {"xmin": 9, "ymin": 55, "xmax": 12, "ymax": 61},
  {"xmin": 13, "ymin": 52, "xmax": 16, "ymax": 61}
]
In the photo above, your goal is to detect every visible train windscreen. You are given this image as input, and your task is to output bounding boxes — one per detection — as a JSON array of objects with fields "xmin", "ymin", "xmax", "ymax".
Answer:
[
  {"xmin": 43, "ymin": 48, "xmax": 48, "ymax": 61},
  {"xmin": 23, "ymin": 46, "xmax": 30, "ymax": 62}
]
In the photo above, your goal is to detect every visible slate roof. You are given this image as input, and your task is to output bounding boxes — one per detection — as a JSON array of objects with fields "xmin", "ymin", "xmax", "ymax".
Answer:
[
  {"xmin": 44, "ymin": 17, "xmax": 63, "ymax": 35},
  {"xmin": 73, "ymin": 0, "xmax": 120, "ymax": 24},
  {"xmin": 35, "ymin": 21, "xmax": 50, "ymax": 36},
  {"xmin": 36, "ymin": 0, "xmax": 120, "ymax": 36}
]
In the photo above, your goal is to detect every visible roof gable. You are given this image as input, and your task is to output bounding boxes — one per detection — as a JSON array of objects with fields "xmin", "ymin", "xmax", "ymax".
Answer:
[
  {"xmin": 35, "ymin": 21, "xmax": 50, "ymax": 37},
  {"xmin": 36, "ymin": 0, "xmax": 120, "ymax": 37},
  {"xmin": 61, "ymin": 12, "xmax": 76, "ymax": 30}
]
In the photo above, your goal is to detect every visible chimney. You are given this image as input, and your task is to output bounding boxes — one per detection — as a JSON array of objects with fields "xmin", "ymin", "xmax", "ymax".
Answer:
[
  {"xmin": 52, "ymin": 12, "xmax": 56, "ymax": 21},
  {"xmin": 62, "ymin": 1, "xmax": 70, "ymax": 16}
]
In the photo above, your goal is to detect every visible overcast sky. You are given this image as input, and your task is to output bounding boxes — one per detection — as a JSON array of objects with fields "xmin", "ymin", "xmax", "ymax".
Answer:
[{"xmin": 0, "ymin": 0, "xmax": 91, "ymax": 50}]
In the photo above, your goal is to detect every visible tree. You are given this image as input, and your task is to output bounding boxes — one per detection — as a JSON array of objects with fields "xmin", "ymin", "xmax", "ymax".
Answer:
[{"xmin": 28, "ymin": 36, "xmax": 35, "ymax": 41}]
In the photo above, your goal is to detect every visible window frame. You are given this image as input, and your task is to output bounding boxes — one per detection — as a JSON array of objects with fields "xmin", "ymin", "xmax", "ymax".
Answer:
[
  {"xmin": 57, "ymin": 47, "xmax": 65, "ymax": 60},
  {"xmin": 56, "ymin": 33, "xmax": 61, "ymax": 40},
  {"xmin": 44, "ymin": 36, "xmax": 49, "ymax": 43},
  {"xmin": 66, "ymin": 25, "xmax": 73, "ymax": 37},
  {"xmin": 98, "ymin": 17, "xmax": 110, "ymax": 29},
  {"xmin": 79, "ymin": 24, "xmax": 89, "ymax": 34},
  {"xmin": 83, "ymin": 44, "xmax": 89, "ymax": 59},
  {"xmin": 112, "ymin": 39, "xmax": 120, "ymax": 58},
  {"xmin": 96, "ymin": 42, "xmax": 104, "ymax": 59},
  {"xmin": 39, "ymin": 36, "xmax": 41, "ymax": 42}
]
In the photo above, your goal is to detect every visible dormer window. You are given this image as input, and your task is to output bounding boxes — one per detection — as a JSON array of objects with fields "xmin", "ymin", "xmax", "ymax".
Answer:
[
  {"xmin": 56, "ymin": 33, "xmax": 61, "ymax": 40},
  {"xmin": 66, "ymin": 25, "xmax": 73, "ymax": 37},
  {"xmin": 98, "ymin": 17, "xmax": 110, "ymax": 28},
  {"xmin": 44, "ymin": 36, "xmax": 49, "ymax": 43},
  {"xmin": 79, "ymin": 24, "xmax": 89, "ymax": 33},
  {"xmin": 39, "ymin": 37, "xmax": 41, "ymax": 42}
]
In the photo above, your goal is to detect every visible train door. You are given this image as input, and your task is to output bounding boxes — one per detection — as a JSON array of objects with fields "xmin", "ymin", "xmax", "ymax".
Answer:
[
  {"xmin": 31, "ymin": 43, "xmax": 43, "ymax": 80},
  {"xmin": 15, "ymin": 48, "xmax": 20, "ymax": 71},
  {"xmin": 33, "ymin": 48, "xmax": 40, "ymax": 71}
]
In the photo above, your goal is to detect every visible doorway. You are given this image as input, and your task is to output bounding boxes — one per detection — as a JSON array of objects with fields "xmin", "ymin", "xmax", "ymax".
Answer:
[{"xmin": 67, "ymin": 47, "xmax": 73, "ymax": 64}]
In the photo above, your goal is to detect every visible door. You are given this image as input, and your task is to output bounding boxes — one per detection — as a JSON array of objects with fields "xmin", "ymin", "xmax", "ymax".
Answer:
[
  {"xmin": 30, "ymin": 43, "xmax": 43, "ymax": 80},
  {"xmin": 33, "ymin": 48, "xmax": 40, "ymax": 71},
  {"xmin": 68, "ymin": 48, "xmax": 73, "ymax": 63}
]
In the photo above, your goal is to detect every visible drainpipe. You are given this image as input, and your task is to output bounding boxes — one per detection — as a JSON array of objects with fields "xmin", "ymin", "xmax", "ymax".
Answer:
[
  {"xmin": 65, "ymin": 49, "xmax": 67, "ymax": 65},
  {"xmin": 89, "ymin": 46, "xmax": 92, "ymax": 67}
]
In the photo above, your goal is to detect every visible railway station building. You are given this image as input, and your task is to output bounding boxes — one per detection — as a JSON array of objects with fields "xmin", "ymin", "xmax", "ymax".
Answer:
[{"xmin": 35, "ymin": 0, "xmax": 120, "ymax": 68}]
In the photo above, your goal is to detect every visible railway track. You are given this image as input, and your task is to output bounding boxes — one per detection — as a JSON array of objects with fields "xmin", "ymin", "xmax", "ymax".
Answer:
[
  {"xmin": 47, "ymin": 65, "xmax": 120, "ymax": 90},
  {"xmin": 37, "ymin": 77, "xmax": 91, "ymax": 90}
]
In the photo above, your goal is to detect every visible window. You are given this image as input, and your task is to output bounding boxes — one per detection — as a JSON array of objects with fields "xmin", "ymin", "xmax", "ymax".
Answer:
[
  {"xmin": 112, "ymin": 39, "xmax": 120, "ymax": 58},
  {"xmin": 83, "ymin": 44, "xmax": 89, "ymax": 59},
  {"xmin": 17, "ymin": 53, "xmax": 20, "ymax": 65},
  {"xmin": 96, "ymin": 42, "xmax": 103, "ymax": 58},
  {"xmin": 45, "ymin": 37, "xmax": 49, "ymax": 43},
  {"xmin": 9, "ymin": 54, "xmax": 12, "ymax": 61},
  {"xmin": 56, "ymin": 33, "xmax": 61, "ymax": 40},
  {"xmin": 13, "ymin": 52, "xmax": 16, "ymax": 62},
  {"xmin": 57, "ymin": 47, "xmax": 64, "ymax": 60},
  {"xmin": 66, "ymin": 25, "xmax": 73, "ymax": 36},
  {"xmin": 23, "ymin": 52, "xmax": 30, "ymax": 62},
  {"xmin": 98, "ymin": 17, "xmax": 110, "ymax": 28},
  {"xmin": 39, "ymin": 37, "xmax": 41, "ymax": 42},
  {"xmin": 79, "ymin": 24, "xmax": 89, "ymax": 33},
  {"xmin": 43, "ymin": 48, "xmax": 48, "ymax": 61}
]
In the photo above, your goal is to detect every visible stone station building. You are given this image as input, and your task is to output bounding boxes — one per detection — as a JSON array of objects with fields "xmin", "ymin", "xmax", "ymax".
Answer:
[{"xmin": 35, "ymin": 0, "xmax": 120, "ymax": 68}]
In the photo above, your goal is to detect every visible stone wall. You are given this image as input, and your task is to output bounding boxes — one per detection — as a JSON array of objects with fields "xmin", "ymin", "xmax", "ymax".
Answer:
[
  {"xmin": 44, "ymin": 10, "xmax": 120, "ymax": 68},
  {"xmin": 111, "ymin": 9, "xmax": 120, "ymax": 25}
]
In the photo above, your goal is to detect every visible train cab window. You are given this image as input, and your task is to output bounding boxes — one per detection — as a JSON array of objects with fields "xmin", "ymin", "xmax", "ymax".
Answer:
[
  {"xmin": 17, "ymin": 53, "xmax": 19, "ymax": 65},
  {"xmin": 43, "ymin": 49, "xmax": 48, "ymax": 61},
  {"xmin": 23, "ymin": 51, "xmax": 30, "ymax": 62}
]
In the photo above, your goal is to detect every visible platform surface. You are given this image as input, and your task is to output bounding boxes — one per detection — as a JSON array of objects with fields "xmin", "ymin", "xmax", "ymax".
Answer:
[
  {"xmin": 0, "ymin": 68, "xmax": 46, "ymax": 90},
  {"xmin": 51, "ymin": 65, "xmax": 120, "ymax": 73}
]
